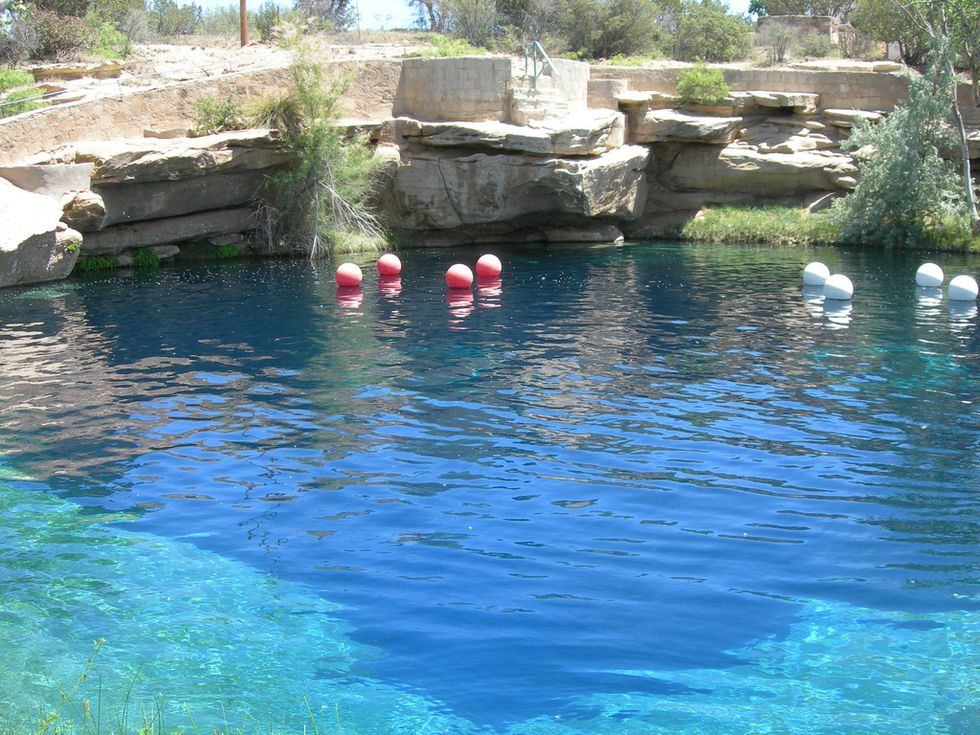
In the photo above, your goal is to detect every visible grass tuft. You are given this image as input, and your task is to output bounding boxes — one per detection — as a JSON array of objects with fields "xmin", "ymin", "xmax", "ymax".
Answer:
[
  {"xmin": 73, "ymin": 255, "xmax": 118, "ymax": 274},
  {"xmin": 132, "ymin": 249, "xmax": 160, "ymax": 269}
]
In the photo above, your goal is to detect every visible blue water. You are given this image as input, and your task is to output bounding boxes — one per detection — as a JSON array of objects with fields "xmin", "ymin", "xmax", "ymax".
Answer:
[{"xmin": 0, "ymin": 243, "xmax": 977, "ymax": 734}]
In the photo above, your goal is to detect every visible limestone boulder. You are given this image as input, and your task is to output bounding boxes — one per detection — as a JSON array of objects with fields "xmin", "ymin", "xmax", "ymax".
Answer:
[
  {"xmin": 824, "ymin": 109, "xmax": 883, "ymax": 128},
  {"xmin": 537, "ymin": 110, "xmax": 625, "ymax": 155},
  {"xmin": 740, "ymin": 122, "xmax": 842, "ymax": 154},
  {"xmin": 0, "ymin": 179, "xmax": 80, "ymax": 287},
  {"xmin": 0, "ymin": 163, "xmax": 93, "ymax": 199},
  {"xmin": 749, "ymin": 91, "xmax": 820, "ymax": 114},
  {"xmin": 409, "ymin": 110, "xmax": 624, "ymax": 156},
  {"xmin": 412, "ymin": 121, "xmax": 553, "ymax": 155},
  {"xmin": 553, "ymin": 145, "xmax": 649, "ymax": 218},
  {"xmin": 62, "ymin": 190, "xmax": 107, "ymax": 232},
  {"xmin": 636, "ymin": 110, "xmax": 742, "ymax": 145},
  {"xmin": 385, "ymin": 145, "xmax": 648, "ymax": 231},
  {"xmin": 658, "ymin": 145, "xmax": 858, "ymax": 195}
]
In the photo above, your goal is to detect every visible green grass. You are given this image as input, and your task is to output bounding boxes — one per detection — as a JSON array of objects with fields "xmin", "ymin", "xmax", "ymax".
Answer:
[
  {"xmin": 680, "ymin": 205, "xmax": 841, "ymax": 246},
  {"xmin": 679, "ymin": 205, "xmax": 980, "ymax": 252},
  {"xmin": 415, "ymin": 34, "xmax": 487, "ymax": 57},
  {"xmin": 603, "ymin": 53, "xmax": 659, "ymax": 66},
  {"xmin": 0, "ymin": 67, "xmax": 34, "ymax": 93}
]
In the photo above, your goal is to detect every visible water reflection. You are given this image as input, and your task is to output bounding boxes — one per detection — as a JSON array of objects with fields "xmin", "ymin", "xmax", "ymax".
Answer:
[
  {"xmin": 823, "ymin": 300, "xmax": 852, "ymax": 328},
  {"xmin": 378, "ymin": 275, "xmax": 402, "ymax": 297},
  {"xmin": 915, "ymin": 286, "xmax": 943, "ymax": 306},
  {"xmin": 446, "ymin": 288, "xmax": 474, "ymax": 327},
  {"xmin": 476, "ymin": 277, "xmax": 503, "ymax": 307},
  {"xmin": 335, "ymin": 285, "xmax": 363, "ymax": 309}
]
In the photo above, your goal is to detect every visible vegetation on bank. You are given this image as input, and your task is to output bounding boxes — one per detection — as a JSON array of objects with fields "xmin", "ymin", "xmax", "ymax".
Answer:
[
  {"xmin": 678, "ymin": 205, "xmax": 980, "ymax": 251},
  {"xmin": 675, "ymin": 63, "xmax": 730, "ymax": 104},
  {"xmin": 680, "ymin": 206, "xmax": 841, "ymax": 246},
  {"xmin": 249, "ymin": 46, "xmax": 387, "ymax": 258}
]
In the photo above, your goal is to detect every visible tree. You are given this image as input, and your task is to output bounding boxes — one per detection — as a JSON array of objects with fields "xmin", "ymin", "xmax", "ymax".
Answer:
[
  {"xmin": 445, "ymin": 0, "xmax": 498, "ymax": 46},
  {"xmin": 835, "ymin": 33, "xmax": 976, "ymax": 245},
  {"xmin": 887, "ymin": 0, "xmax": 978, "ymax": 233},
  {"xmin": 851, "ymin": 0, "xmax": 928, "ymax": 65},
  {"xmin": 748, "ymin": 0, "xmax": 855, "ymax": 16},
  {"xmin": 410, "ymin": 0, "xmax": 448, "ymax": 31},
  {"xmin": 674, "ymin": 0, "xmax": 753, "ymax": 62},
  {"xmin": 293, "ymin": 0, "xmax": 353, "ymax": 30}
]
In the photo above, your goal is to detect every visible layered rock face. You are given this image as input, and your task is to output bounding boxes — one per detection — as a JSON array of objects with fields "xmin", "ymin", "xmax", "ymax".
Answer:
[
  {"xmin": 378, "ymin": 57, "xmax": 909, "ymax": 243},
  {"xmin": 1, "ymin": 130, "xmax": 289, "ymax": 270}
]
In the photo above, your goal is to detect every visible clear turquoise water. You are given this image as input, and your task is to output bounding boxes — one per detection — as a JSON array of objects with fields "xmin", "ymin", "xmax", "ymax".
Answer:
[{"xmin": 0, "ymin": 243, "xmax": 977, "ymax": 734}]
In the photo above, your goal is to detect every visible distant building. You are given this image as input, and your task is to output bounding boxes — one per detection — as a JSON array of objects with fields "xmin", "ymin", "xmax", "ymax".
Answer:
[{"xmin": 757, "ymin": 14, "xmax": 843, "ymax": 44}]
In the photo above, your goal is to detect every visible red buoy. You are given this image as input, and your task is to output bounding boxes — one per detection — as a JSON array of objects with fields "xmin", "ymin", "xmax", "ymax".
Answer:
[
  {"xmin": 476, "ymin": 253, "xmax": 502, "ymax": 279},
  {"xmin": 445, "ymin": 263, "xmax": 474, "ymax": 289},
  {"xmin": 335, "ymin": 262, "xmax": 362, "ymax": 287},
  {"xmin": 377, "ymin": 253, "xmax": 402, "ymax": 277}
]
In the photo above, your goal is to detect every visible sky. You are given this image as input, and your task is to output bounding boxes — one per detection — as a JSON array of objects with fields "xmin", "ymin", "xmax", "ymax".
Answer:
[
  {"xmin": 353, "ymin": 0, "xmax": 753, "ymax": 29},
  {"xmin": 199, "ymin": 0, "xmax": 753, "ymax": 30}
]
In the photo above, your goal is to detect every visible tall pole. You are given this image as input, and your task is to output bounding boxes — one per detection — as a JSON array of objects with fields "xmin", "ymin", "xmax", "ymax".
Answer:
[
  {"xmin": 240, "ymin": 0, "xmax": 248, "ymax": 46},
  {"xmin": 355, "ymin": 0, "xmax": 361, "ymax": 45}
]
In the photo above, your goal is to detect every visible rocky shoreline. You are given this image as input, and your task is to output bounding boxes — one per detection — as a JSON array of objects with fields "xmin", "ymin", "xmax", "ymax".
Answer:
[{"xmin": 1, "ymin": 52, "xmax": 978, "ymax": 287}]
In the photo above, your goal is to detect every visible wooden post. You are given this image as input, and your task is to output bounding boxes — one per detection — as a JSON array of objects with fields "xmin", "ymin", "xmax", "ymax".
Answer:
[{"xmin": 240, "ymin": 0, "xmax": 248, "ymax": 46}]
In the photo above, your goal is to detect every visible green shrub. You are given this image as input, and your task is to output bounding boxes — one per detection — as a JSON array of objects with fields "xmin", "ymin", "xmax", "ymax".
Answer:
[
  {"xmin": 675, "ymin": 63, "xmax": 730, "ymax": 104},
  {"xmin": 0, "ymin": 87, "xmax": 46, "ymax": 117},
  {"xmin": 674, "ymin": 0, "xmax": 753, "ymax": 62},
  {"xmin": 84, "ymin": 16, "xmax": 128, "ymax": 58},
  {"xmin": 794, "ymin": 32, "xmax": 836, "ymax": 58},
  {"xmin": 192, "ymin": 95, "xmax": 247, "ymax": 135},
  {"xmin": 0, "ymin": 67, "xmax": 33, "ymax": 92},
  {"xmin": 250, "ymin": 92, "xmax": 303, "ymax": 136}
]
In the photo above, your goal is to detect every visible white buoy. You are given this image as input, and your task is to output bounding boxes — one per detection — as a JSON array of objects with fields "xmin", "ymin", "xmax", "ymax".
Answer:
[
  {"xmin": 915, "ymin": 262, "xmax": 944, "ymax": 288},
  {"xmin": 803, "ymin": 261, "xmax": 830, "ymax": 286},
  {"xmin": 948, "ymin": 275, "xmax": 979, "ymax": 301},
  {"xmin": 823, "ymin": 273, "xmax": 854, "ymax": 301}
]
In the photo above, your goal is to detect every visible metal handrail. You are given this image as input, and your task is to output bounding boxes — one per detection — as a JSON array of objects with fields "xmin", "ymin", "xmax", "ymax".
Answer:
[{"xmin": 522, "ymin": 40, "xmax": 558, "ymax": 90}]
